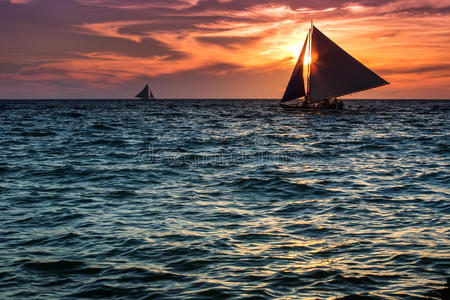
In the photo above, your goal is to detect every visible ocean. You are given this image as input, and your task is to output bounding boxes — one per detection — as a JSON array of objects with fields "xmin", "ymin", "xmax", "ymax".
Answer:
[{"xmin": 0, "ymin": 99, "xmax": 449, "ymax": 299}]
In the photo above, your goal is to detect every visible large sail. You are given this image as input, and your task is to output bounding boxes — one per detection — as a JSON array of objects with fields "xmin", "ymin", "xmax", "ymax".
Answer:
[
  {"xmin": 281, "ymin": 34, "xmax": 308, "ymax": 102},
  {"xmin": 136, "ymin": 84, "xmax": 149, "ymax": 99},
  {"xmin": 309, "ymin": 26, "xmax": 388, "ymax": 102}
]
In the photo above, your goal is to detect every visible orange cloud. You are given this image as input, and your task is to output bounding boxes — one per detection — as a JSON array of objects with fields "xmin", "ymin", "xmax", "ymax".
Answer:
[
  {"xmin": 76, "ymin": 21, "xmax": 154, "ymax": 43},
  {"xmin": 9, "ymin": 0, "xmax": 31, "ymax": 3}
]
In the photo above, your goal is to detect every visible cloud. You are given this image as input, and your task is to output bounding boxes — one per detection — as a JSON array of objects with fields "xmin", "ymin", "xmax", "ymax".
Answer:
[
  {"xmin": 76, "ymin": 0, "xmax": 200, "ymax": 10},
  {"xmin": 77, "ymin": 20, "xmax": 153, "ymax": 42},
  {"xmin": 379, "ymin": 64, "xmax": 450, "ymax": 76},
  {"xmin": 9, "ymin": 0, "xmax": 32, "ymax": 4},
  {"xmin": 0, "ymin": 62, "xmax": 25, "ymax": 73},
  {"xmin": 196, "ymin": 35, "xmax": 261, "ymax": 49}
]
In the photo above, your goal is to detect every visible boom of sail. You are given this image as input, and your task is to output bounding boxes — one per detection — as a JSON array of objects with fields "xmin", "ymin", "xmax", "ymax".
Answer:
[
  {"xmin": 281, "ymin": 23, "xmax": 388, "ymax": 106},
  {"xmin": 135, "ymin": 84, "xmax": 155, "ymax": 100}
]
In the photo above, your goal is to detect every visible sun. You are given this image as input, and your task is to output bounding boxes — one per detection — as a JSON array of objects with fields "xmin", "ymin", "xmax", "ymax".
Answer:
[{"xmin": 287, "ymin": 43, "xmax": 302, "ymax": 63}]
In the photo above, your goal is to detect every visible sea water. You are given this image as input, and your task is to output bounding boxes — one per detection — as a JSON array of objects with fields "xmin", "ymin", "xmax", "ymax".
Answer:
[{"xmin": 0, "ymin": 99, "xmax": 449, "ymax": 299}]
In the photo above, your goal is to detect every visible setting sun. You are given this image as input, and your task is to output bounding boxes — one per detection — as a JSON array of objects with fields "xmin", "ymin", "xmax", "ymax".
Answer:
[{"xmin": 288, "ymin": 48, "xmax": 300, "ymax": 63}]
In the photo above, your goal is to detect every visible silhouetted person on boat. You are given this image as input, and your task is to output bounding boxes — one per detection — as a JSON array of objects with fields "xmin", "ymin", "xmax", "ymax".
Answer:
[
  {"xmin": 319, "ymin": 99, "xmax": 330, "ymax": 108},
  {"xmin": 334, "ymin": 99, "xmax": 344, "ymax": 109}
]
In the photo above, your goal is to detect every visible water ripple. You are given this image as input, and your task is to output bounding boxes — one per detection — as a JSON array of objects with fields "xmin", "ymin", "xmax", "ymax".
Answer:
[{"xmin": 0, "ymin": 99, "xmax": 449, "ymax": 299}]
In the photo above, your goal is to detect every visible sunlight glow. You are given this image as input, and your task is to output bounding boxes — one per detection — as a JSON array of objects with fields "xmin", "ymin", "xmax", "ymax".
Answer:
[
  {"xmin": 303, "ymin": 33, "xmax": 311, "ymax": 94},
  {"xmin": 288, "ymin": 44, "xmax": 302, "ymax": 63},
  {"xmin": 303, "ymin": 39, "xmax": 311, "ymax": 67}
]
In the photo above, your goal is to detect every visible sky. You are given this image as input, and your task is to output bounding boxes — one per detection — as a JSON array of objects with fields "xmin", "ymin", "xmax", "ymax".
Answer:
[{"xmin": 0, "ymin": 0, "xmax": 449, "ymax": 99}]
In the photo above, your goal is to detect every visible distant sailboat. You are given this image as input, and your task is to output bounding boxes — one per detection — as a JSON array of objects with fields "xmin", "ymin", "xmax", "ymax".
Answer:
[
  {"xmin": 281, "ymin": 22, "xmax": 389, "ymax": 110},
  {"xmin": 135, "ymin": 83, "xmax": 155, "ymax": 100}
]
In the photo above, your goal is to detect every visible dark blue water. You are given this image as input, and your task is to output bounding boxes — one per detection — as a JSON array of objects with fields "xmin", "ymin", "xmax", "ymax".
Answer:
[{"xmin": 0, "ymin": 99, "xmax": 449, "ymax": 299}]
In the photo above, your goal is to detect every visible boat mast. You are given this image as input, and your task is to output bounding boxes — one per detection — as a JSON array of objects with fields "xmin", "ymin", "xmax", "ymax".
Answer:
[{"xmin": 305, "ymin": 21, "xmax": 313, "ymax": 104}]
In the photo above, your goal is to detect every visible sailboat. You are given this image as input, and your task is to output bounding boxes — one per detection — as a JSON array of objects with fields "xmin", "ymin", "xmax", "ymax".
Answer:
[
  {"xmin": 281, "ymin": 22, "xmax": 389, "ymax": 111},
  {"xmin": 135, "ymin": 83, "xmax": 155, "ymax": 100}
]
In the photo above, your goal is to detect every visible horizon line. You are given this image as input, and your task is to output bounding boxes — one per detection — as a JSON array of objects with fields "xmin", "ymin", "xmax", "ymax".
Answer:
[{"xmin": 0, "ymin": 98, "xmax": 449, "ymax": 101}]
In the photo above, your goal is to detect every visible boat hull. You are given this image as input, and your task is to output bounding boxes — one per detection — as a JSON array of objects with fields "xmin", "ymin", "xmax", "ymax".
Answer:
[{"xmin": 280, "ymin": 101, "xmax": 344, "ymax": 111}]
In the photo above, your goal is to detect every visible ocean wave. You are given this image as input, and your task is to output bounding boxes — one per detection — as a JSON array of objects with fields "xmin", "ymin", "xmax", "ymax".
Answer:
[{"xmin": 0, "ymin": 99, "xmax": 448, "ymax": 299}]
